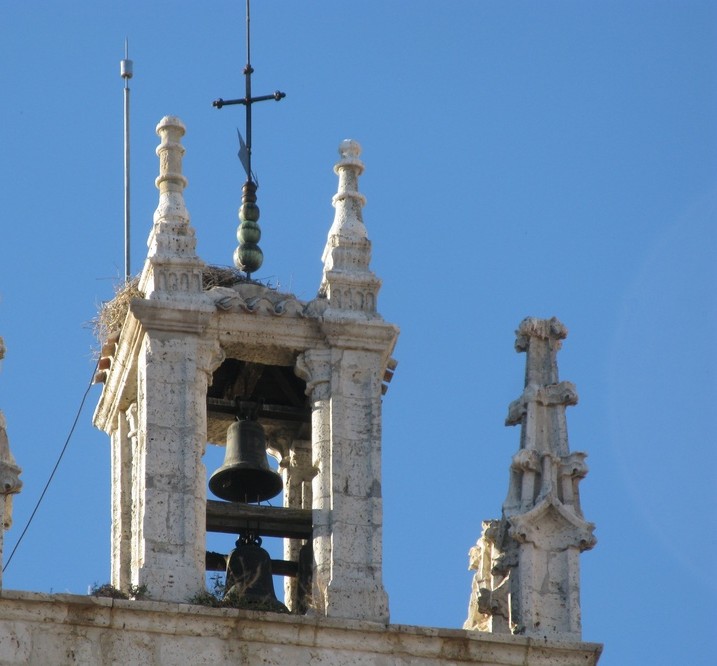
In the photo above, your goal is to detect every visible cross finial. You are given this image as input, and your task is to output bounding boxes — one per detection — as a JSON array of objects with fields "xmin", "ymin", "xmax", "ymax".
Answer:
[{"xmin": 212, "ymin": 0, "xmax": 285, "ymax": 278}]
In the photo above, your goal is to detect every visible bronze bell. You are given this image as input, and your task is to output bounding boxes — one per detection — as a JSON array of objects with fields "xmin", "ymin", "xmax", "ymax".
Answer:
[
  {"xmin": 224, "ymin": 533, "xmax": 288, "ymax": 613},
  {"xmin": 209, "ymin": 418, "xmax": 283, "ymax": 503}
]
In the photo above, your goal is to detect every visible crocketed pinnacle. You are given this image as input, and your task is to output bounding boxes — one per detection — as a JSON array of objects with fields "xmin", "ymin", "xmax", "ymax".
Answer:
[
  {"xmin": 319, "ymin": 140, "xmax": 381, "ymax": 316},
  {"xmin": 139, "ymin": 116, "xmax": 205, "ymax": 300}
]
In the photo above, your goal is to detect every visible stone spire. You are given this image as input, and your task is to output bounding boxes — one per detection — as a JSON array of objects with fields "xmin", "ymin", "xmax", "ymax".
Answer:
[
  {"xmin": 138, "ymin": 116, "xmax": 206, "ymax": 303},
  {"xmin": 320, "ymin": 140, "xmax": 381, "ymax": 317},
  {"xmin": 465, "ymin": 317, "xmax": 596, "ymax": 640},
  {"xmin": 0, "ymin": 336, "xmax": 22, "ymax": 591}
]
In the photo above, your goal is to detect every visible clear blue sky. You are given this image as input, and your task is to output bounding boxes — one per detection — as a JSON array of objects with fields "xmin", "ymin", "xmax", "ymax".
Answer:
[{"xmin": 1, "ymin": 2, "xmax": 715, "ymax": 664}]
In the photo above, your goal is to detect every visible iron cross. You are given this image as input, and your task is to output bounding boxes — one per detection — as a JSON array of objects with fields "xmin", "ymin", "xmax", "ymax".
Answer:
[{"xmin": 212, "ymin": 0, "xmax": 285, "ymax": 183}]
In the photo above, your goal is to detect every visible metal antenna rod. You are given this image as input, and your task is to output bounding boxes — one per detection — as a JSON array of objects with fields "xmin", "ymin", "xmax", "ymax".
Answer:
[{"xmin": 120, "ymin": 39, "xmax": 133, "ymax": 282}]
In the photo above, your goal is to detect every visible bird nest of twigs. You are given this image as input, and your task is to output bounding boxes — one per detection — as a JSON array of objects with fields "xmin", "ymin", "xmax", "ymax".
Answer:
[
  {"xmin": 94, "ymin": 266, "xmax": 248, "ymax": 342},
  {"xmin": 94, "ymin": 277, "xmax": 144, "ymax": 342},
  {"xmin": 202, "ymin": 265, "xmax": 247, "ymax": 289}
]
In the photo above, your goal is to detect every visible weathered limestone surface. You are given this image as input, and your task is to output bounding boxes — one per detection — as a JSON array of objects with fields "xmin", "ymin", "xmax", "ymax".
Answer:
[
  {"xmin": 0, "ymin": 591, "xmax": 602, "ymax": 666},
  {"xmin": 0, "ymin": 337, "xmax": 22, "ymax": 591},
  {"xmin": 465, "ymin": 318, "xmax": 596, "ymax": 643}
]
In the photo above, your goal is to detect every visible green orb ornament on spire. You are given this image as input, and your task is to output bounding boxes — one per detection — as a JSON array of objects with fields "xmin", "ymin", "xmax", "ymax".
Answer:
[{"xmin": 234, "ymin": 180, "xmax": 263, "ymax": 276}]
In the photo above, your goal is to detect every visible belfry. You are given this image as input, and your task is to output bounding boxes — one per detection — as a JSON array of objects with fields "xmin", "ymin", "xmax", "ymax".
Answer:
[{"xmin": 93, "ymin": 119, "xmax": 398, "ymax": 623}]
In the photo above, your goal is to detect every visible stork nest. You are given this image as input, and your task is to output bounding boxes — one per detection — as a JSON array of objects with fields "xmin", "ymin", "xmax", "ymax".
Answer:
[
  {"xmin": 94, "ymin": 266, "xmax": 248, "ymax": 342},
  {"xmin": 202, "ymin": 265, "xmax": 246, "ymax": 289},
  {"xmin": 94, "ymin": 277, "xmax": 144, "ymax": 342}
]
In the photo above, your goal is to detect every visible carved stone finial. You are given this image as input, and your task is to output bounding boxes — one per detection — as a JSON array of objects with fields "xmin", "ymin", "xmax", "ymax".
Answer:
[
  {"xmin": 139, "ymin": 116, "xmax": 206, "ymax": 300},
  {"xmin": 338, "ymin": 138, "xmax": 362, "ymax": 161},
  {"xmin": 328, "ymin": 139, "xmax": 367, "ymax": 242},
  {"xmin": 319, "ymin": 140, "xmax": 381, "ymax": 317},
  {"xmin": 154, "ymin": 116, "xmax": 188, "ymax": 197}
]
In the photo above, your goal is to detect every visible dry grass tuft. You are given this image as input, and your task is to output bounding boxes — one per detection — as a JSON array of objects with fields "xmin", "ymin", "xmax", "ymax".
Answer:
[{"xmin": 94, "ymin": 277, "xmax": 144, "ymax": 342}]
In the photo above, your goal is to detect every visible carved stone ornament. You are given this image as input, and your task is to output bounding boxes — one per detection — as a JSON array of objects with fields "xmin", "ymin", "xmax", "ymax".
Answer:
[{"xmin": 0, "ymin": 411, "xmax": 21, "ymax": 530}]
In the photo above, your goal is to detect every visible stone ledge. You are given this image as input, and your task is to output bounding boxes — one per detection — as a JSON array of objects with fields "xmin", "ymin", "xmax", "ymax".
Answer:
[{"xmin": 0, "ymin": 590, "xmax": 602, "ymax": 665}]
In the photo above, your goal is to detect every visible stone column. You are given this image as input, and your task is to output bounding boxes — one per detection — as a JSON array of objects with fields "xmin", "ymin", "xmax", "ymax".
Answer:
[
  {"xmin": 110, "ymin": 403, "xmax": 135, "ymax": 591},
  {"xmin": 130, "ymin": 330, "xmax": 220, "ymax": 601},
  {"xmin": 325, "ymin": 347, "xmax": 388, "ymax": 622},
  {"xmin": 297, "ymin": 347, "xmax": 390, "ymax": 624},
  {"xmin": 277, "ymin": 436, "xmax": 314, "ymax": 611},
  {"xmin": 295, "ymin": 349, "xmax": 332, "ymax": 614}
]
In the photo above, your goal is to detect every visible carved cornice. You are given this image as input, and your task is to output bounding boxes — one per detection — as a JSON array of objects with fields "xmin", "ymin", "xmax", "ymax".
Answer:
[
  {"xmin": 130, "ymin": 298, "xmax": 214, "ymax": 336},
  {"xmin": 94, "ymin": 295, "xmax": 217, "ymax": 432},
  {"xmin": 319, "ymin": 318, "xmax": 399, "ymax": 357},
  {"xmin": 93, "ymin": 306, "xmax": 143, "ymax": 433},
  {"xmin": 208, "ymin": 285, "xmax": 309, "ymax": 318}
]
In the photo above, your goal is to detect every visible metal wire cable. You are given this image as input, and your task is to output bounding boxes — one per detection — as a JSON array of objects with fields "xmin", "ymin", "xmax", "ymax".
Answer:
[{"xmin": 3, "ymin": 360, "xmax": 99, "ymax": 573}]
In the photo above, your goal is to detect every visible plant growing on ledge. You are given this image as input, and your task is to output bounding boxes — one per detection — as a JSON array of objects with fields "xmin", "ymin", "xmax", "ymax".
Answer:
[{"xmin": 90, "ymin": 583, "xmax": 149, "ymax": 600}]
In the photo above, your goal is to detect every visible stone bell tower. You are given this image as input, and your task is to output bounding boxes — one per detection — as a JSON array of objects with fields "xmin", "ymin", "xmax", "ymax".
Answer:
[
  {"xmin": 465, "ymin": 317, "xmax": 596, "ymax": 641},
  {"xmin": 93, "ymin": 118, "xmax": 397, "ymax": 622}
]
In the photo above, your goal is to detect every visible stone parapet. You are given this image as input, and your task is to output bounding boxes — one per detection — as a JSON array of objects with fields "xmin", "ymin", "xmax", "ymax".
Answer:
[{"xmin": 0, "ymin": 591, "xmax": 602, "ymax": 666}]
